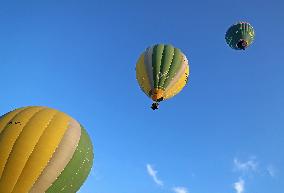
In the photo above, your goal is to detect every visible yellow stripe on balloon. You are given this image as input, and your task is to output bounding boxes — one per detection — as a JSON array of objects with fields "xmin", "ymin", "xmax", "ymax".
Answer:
[
  {"xmin": 11, "ymin": 111, "xmax": 71, "ymax": 193},
  {"xmin": 0, "ymin": 108, "xmax": 57, "ymax": 193},
  {"xmin": 136, "ymin": 53, "xmax": 152, "ymax": 97},
  {"xmin": 29, "ymin": 119, "xmax": 81, "ymax": 193},
  {"xmin": 164, "ymin": 65, "xmax": 189, "ymax": 100},
  {"xmin": 0, "ymin": 106, "xmax": 44, "ymax": 180},
  {"xmin": 0, "ymin": 107, "xmax": 27, "ymax": 135}
]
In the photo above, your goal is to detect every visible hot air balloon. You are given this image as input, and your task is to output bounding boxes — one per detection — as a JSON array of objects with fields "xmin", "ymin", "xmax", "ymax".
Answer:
[
  {"xmin": 136, "ymin": 44, "xmax": 190, "ymax": 110},
  {"xmin": 0, "ymin": 106, "xmax": 94, "ymax": 193},
  {"xmin": 225, "ymin": 22, "xmax": 255, "ymax": 50}
]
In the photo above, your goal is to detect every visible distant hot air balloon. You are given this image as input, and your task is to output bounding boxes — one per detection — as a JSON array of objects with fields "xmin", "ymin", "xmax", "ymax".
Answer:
[
  {"xmin": 0, "ymin": 106, "xmax": 94, "ymax": 193},
  {"xmin": 136, "ymin": 44, "xmax": 190, "ymax": 110},
  {"xmin": 225, "ymin": 22, "xmax": 255, "ymax": 50}
]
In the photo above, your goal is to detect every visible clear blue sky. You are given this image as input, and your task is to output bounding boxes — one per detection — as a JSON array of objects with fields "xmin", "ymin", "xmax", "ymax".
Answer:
[{"xmin": 0, "ymin": 0, "xmax": 283, "ymax": 193}]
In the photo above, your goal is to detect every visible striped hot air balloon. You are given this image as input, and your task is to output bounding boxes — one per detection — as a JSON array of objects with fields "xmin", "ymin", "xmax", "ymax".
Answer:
[
  {"xmin": 0, "ymin": 106, "xmax": 94, "ymax": 193},
  {"xmin": 136, "ymin": 44, "xmax": 190, "ymax": 110},
  {"xmin": 225, "ymin": 22, "xmax": 255, "ymax": 50}
]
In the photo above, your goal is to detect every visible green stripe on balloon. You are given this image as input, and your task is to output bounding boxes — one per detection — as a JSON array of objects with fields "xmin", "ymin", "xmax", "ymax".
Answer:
[
  {"xmin": 162, "ymin": 48, "xmax": 183, "ymax": 89},
  {"xmin": 158, "ymin": 45, "xmax": 175, "ymax": 89},
  {"xmin": 46, "ymin": 126, "xmax": 94, "ymax": 193},
  {"xmin": 152, "ymin": 44, "xmax": 164, "ymax": 88}
]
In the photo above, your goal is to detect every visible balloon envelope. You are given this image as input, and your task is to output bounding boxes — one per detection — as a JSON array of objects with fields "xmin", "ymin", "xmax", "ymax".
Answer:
[
  {"xmin": 225, "ymin": 22, "xmax": 255, "ymax": 50},
  {"xmin": 0, "ymin": 106, "xmax": 94, "ymax": 193},
  {"xmin": 136, "ymin": 44, "xmax": 190, "ymax": 104}
]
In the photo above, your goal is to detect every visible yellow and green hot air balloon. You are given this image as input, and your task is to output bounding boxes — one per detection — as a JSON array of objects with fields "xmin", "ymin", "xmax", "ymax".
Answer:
[
  {"xmin": 0, "ymin": 106, "xmax": 94, "ymax": 193},
  {"xmin": 225, "ymin": 21, "xmax": 255, "ymax": 50},
  {"xmin": 136, "ymin": 44, "xmax": 190, "ymax": 110}
]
